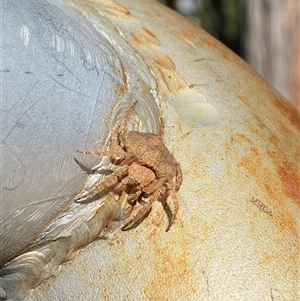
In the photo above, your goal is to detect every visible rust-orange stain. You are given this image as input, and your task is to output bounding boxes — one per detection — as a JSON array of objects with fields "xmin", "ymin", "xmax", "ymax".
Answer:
[
  {"xmin": 142, "ymin": 224, "xmax": 196, "ymax": 300},
  {"xmin": 235, "ymin": 87, "xmax": 299, "ymax": 160},
  {"xmin": 97, "ymin": 207, "xmax": 197, "ymax": 301},
  {"xmin": 224, "ymin": 133, "xmax": 253, "ymax": 152},
  {"xmin": 130, "ymin": 28, "xmax": 161, "ymax": 47},
  {"xmin": 150, "ymin": 55, "xmax": 186, "ymax": 94},
  {"xmin": 91, "ymin": 0, "xmax": 130, "ymax": 18},
  {"xmin": 239, "ymin": 147, "xmax": 298, "ymax": 237},
  {"xmin": 114, "ymin": 83, "xmax": 126, "ymax": 98},
  {"xmin": 268, "ymin": 150, "xmax": 300, "ymax": 205},
  {"xmin": 232, "ymin": 133, "xmax": 253, "ymax": 143},
  {"xmin": 268, "ymin": 90, "xmax": 300, "ymax": 131},
  {"xmin": 238, "ymin": 149, "xmax": 275, "ymax": 200}
]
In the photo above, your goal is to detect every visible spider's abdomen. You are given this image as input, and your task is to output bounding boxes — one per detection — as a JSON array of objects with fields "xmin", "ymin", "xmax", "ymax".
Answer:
[{"xmin": 125, "ymin": 131, "xmax": 181, "ymax": 186}]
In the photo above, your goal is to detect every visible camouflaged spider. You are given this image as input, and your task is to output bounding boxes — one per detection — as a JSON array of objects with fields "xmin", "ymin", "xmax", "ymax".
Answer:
[{"xmin": 75, "ymin": 101, "xmax": 182, "ymax": 232}]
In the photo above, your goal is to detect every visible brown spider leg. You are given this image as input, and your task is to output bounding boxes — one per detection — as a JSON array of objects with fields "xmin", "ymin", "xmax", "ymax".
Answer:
[
  {"xmin": 120, "ymin": 190, "xmax": 161, "ymax": 231},
  {"xmin": 77, "ymin": 118, "xmax": 130, "ymax": 162},
  {"xmin": 79, "ymin": 100, "xmax": 138, "ymax": 166},
  {"xmin": 125, "ymin": 189, "xmax": 142, "ymax": 207},
  {"xmin": 109, "ymin": 100, "xmax": 138, "ymax": 149},
  {"xmin": 114, "ymin": 176, "xmax": 143, "ymax": 209},
  {"xmin": 98, "ymin": 189, "xmax": 142, "ymax": 241},
  {"xmin": 114, "ymin": 191, "xmax": 130, "ymax": 219},
  {"xmin": 142, "ymin": 177, "xmax": 167, "ymax": 194},
  {"xmin": 75, "ymin": 166, "xmax": 129, "ymax": 202},
  {"xmin": 77, "ymin": 149, "xmax": 125, "ymax": 164},
  {"xmin": 117, "ymin": 189, "xmax": 142, "ymax": 217},
  {"xmin": 117, "ymin": 100, "xmax": 138, "ymax": 132},
  {"xmin": 119, "ymin": 156, "xmax": 137, "ymax": 166},
  {"xmin": 74, "ymin": 157, "xmax": 94, "ymax": 174},
  {"xmin": 114, "ymin": 176, "xmax": 136, "ymax": 193},
  {"xmin": 164, "ymin": 190, "xmax": 179, "ymax": 232},
  {"xmin": 74, "ymin": 157, "xmax": 114, "ymax": 176}
]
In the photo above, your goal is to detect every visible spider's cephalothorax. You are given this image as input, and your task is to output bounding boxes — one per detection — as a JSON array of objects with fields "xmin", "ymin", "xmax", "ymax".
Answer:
[{"xmin": 75, "ymin": 102, "xmax": 182, "ymax": 232}]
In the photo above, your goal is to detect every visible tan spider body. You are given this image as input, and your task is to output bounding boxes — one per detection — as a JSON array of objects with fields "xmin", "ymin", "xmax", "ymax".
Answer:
[{"xmin": 75, "ymin": 103, "xmax": 182, "ymax": 232}]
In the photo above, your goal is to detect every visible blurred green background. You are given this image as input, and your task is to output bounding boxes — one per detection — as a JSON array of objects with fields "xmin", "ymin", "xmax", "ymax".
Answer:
[{"xmin": 163, "ymin": 0, "xmax": 241, "ymax": 56}]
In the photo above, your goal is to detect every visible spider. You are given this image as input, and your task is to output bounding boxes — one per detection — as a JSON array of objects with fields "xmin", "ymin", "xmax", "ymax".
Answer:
[{"xmin": 75, "ymin": 101, "xmax": 182, "ymax": 232}]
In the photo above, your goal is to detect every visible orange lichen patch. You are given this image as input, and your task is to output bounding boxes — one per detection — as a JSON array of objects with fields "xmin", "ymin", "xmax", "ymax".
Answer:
[
  {"xmin": 269, "ymin": 134, "xmax": 280, "ymax": 146},
  {"xmin": 90, "ymin": 0, "xmax": 130, "ymax": 18},
  {"xmin": 239, "ymin": 148, "xmax": 278, "ymax": 200},
  {"xmin": 150, "ymin": 55, "xmax": 186, "ymax": 94},
  {"xmin": 268, "ymin": 90, "xmax": 300, "ymax": 131},
  {"xmin": 268, "ymin": 151, "xmax": 300, "ymax": 205},
  {"xmin": 239, "ymin": 147, "xmax": 298, "ymax": 236},
  {"xmin": 235, "ymin": 86, "xmax": 299, "ymax": 150},
  {"xmin": 230, "ymin": 133, "xmax": 253, "ymax": 144},
  {"xmin": 130, "ymin": 28, "xmax": 161, "ymax": 47},
  {"xmin": 276, "ymin": 210, "xmax": 300, "ymax": 239},
  {"xmin": 143, "ymin": 228, "xmax": 196, "ymax": 300},
  {"xmin": 223, "ymin": 133, "xmax": 253, "ymax": 151}
]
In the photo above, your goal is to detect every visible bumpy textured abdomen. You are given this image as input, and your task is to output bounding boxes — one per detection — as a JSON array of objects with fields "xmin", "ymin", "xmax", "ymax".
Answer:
[{"xmin": 126, "ymin": 131, "xmax": 179, "ymax": 180}]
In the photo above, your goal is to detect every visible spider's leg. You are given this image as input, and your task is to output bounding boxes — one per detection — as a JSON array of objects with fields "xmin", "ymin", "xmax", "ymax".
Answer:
[
  {"xmin": 118, "ymin": 100, "xmax": 138, "ymax": 133},
  {"xmin": 74, "ymin": 157, "xmax": 114, "ymax": 175},
  {"xmin": 164, "ymin": 190, "xmax": 179, "ymax": 232},
  {"xmin": 126, "ymin": 190, "xmax": 142, "ymax": 207},
  {"xmin": 77, "ymin": 149, "xmax": 125, "ymax": 163},
  {"xmin": 75, "ymin": 173, "xmax": 118, "ymax": 202},
  {"xmin": 117, "ymin": 189, "xmax": 141, "ymax": 217},
  {"xmin": 99, "ymin": 189, "xmax": 145, "ymax": 240},
  {"xmin": 120, "ymin": 190, "xmax": 161, "ymax": 230},
  {"xmin": 75, "ymin": 166, "xmax": 128, "ymax": 202},
  {"xmin": 142, "ymin": 177, "xmax": 167, "ymax": 194},
  {"xmin": 74, "ymin": 157, "xmax": 94, "ymax": 174},
  {"xmin": 77, "ymin": 123, "xmax": 128, "ymax": 163},
  {"xmin": 120, "ymin": 155, "xmax": 137, "ymax": 166},
  {"xmin": 114, "ymin": 176, "xmax": 135, "ymax": 194}
]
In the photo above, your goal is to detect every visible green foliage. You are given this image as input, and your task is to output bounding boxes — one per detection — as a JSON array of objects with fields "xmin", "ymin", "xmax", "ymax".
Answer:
[{"xmin": 197, "ymin": 0, "xmax": 241, "ymax": 54}]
